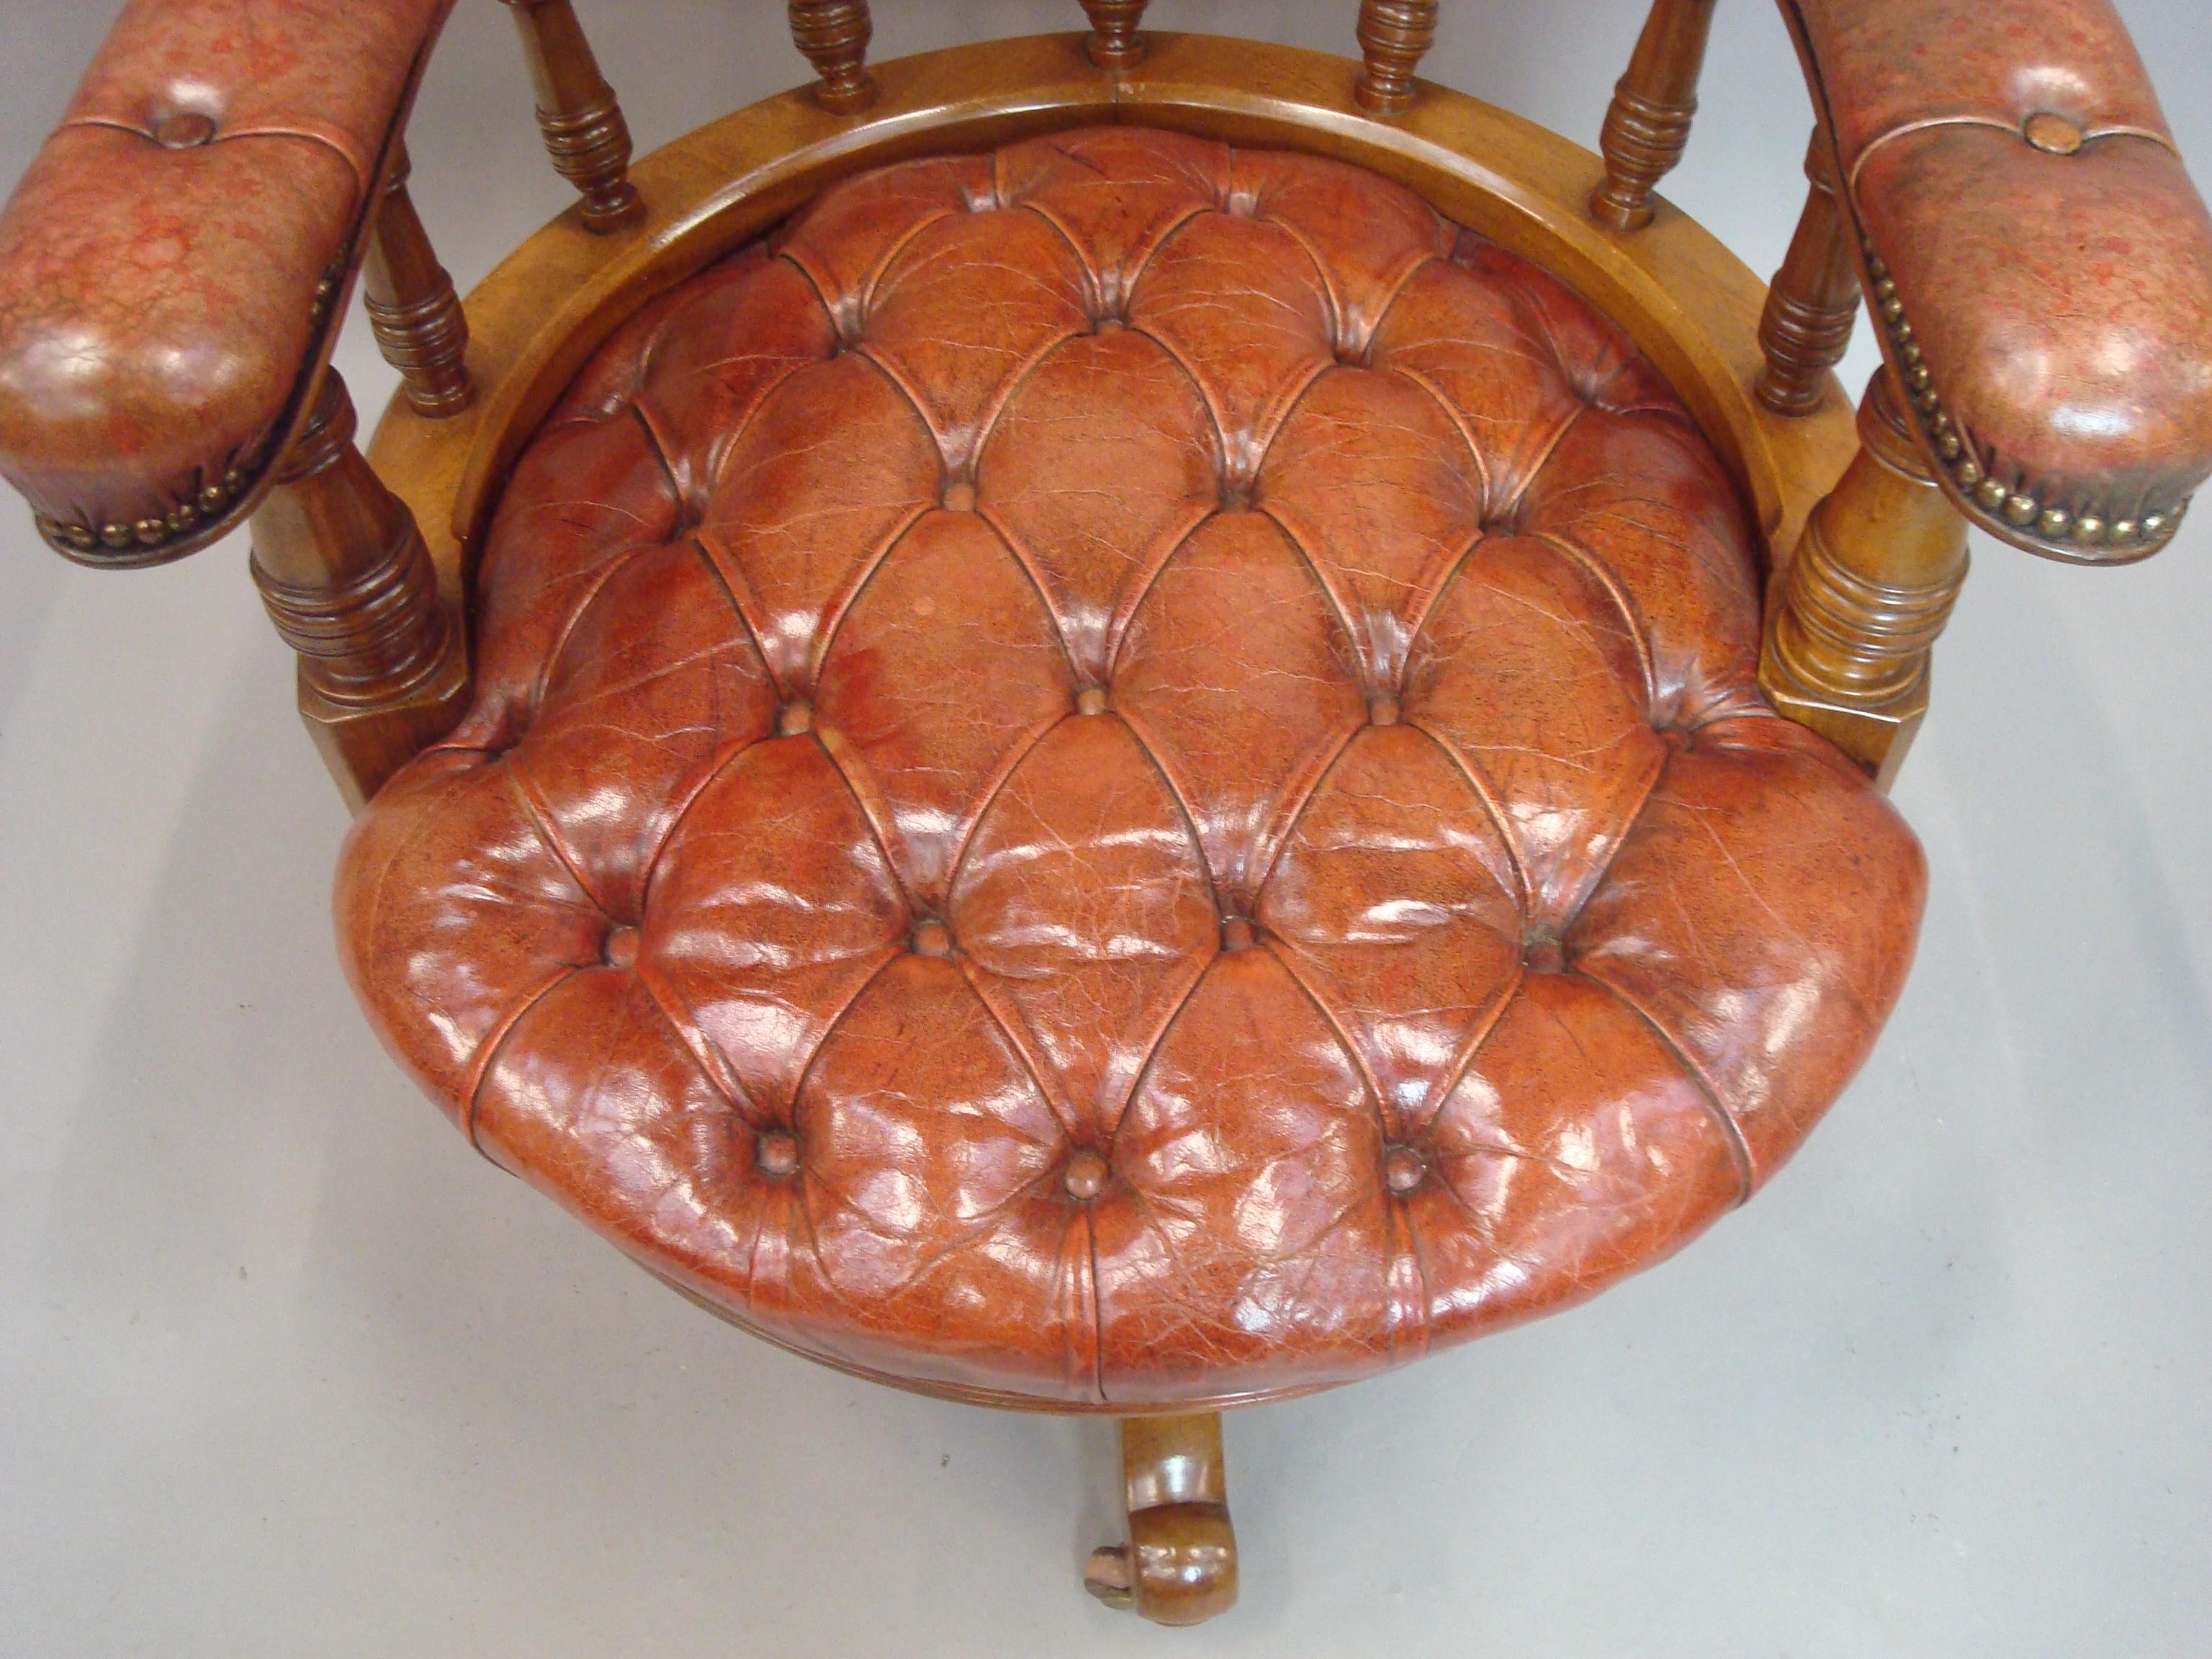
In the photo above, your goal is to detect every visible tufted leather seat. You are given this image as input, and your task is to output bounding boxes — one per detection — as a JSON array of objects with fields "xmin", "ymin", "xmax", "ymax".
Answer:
[{"xmin": 335, "ymin": 127, "xmax": 1924, "ymax": 1410}]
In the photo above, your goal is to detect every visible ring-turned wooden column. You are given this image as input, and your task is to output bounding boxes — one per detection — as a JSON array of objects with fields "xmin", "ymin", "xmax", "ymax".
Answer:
[
  {"xmin": 1755, "ymin": 132, "xmax": 1861, "ymax": 415},
  {"xmin": 1080, "ymin": 1, "xmax": 1148, "ymax": 68},
  {"xmin": 1759, "ymin": 367, "xmax": 1970, "ymax": 790},
  {"xmin": 361, "ymin": 140, "xmax": 474, "ymax": 418},
  {"xmin": 789, "ymin": 1, "xmax": 876, "ymax": 113},
  {"xmin": 1353, "ymin": 1, "xmax": 1439, "ymax": 116},
  {"xmin": 500, "ymin": 0, "xmax": 645, "ymax": 233},
  {"xmin": 250, "ymin": 371, "xmax": 469, "ymax": 809},
  {"xmin": 1590, "ymin": 0, "xmax": 1719, "ymax": 231}
]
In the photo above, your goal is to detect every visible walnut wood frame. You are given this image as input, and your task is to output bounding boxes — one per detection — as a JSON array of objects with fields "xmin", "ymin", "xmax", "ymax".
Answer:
[{"xmin": 364, "ymin": 32, "xmax": 1857, "ymax": 801}]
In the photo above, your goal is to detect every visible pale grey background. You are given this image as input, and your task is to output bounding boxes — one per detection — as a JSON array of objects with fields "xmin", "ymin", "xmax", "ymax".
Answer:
[{"xmin": 2, "ymin": 4, "xmax": 2207, "ymax": 1655}]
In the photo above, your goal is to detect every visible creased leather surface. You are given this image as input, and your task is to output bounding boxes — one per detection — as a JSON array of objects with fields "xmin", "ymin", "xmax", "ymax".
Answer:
[
  {"xmin": 0, "ymin": 0, "xmax": 454, "ymax": 544},
  {"xmin": 1784, "ymin": 0, "xmax": 2212, "ymax": 539},
  {"xmin": 337, "ymin": 129, "xmax": 1925, "ymax": 1409}
]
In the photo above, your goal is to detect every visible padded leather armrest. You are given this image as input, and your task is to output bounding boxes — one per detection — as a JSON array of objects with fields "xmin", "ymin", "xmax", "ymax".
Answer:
[
  {"xmin": 1781, "ymin": 0, "xmax": 2212, "ymax": 561},
  {"xmin": 0, "ymin": 0, "xmax": 454, "ymax": 567}
]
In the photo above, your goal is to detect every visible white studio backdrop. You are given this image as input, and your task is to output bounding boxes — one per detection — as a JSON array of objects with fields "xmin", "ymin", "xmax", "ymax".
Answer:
[{"xmin": 1, "ymin": 4, "xmax": 2206, "ymax": 1655}]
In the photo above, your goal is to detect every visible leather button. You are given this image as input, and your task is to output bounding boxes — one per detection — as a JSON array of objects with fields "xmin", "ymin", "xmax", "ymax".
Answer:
[
  {"xmin": 1063, "ymin": 1148, "xmax": 1110, "ymax": 1201},
  {"xmin": 1368, "ymin": 694, "xmax": 1401, "ymax": 727},
  {"xmin": 1094, "ymin": 315, "xmax": 1126, "ymax": 334},
  {"xmin": 912, "ymin": 919, "xmax": 953, "ymax": 958},
  {"xmin": 152, "ymin": 112, "xmax": 217, "ymax": 150},
  {"xmin": 1382, "ymin": 1144, "xmax": 1426, "ymax": 1195},
  {"xmin": 2023, "ymin": 112, "xmax": 2085, "ymax": 156},
  {"xmin": 941, "ymin": 481, "xmax": 976, "ymax": 512},
  {"xmin": 1523, "ymin": 935, "xmax": 1565, "ymax": 974},
  {"xmin": 1075, "ymin": 685, "xmax": 1110, "ymax": 716},
  {"xmin": 778, "ymin": 701, "xmax": 814, "ymax": 737},
  {"xmin": 1220, "ymin": 916, "xmax": 1256, "ymax": 953},
  {"xmin": 756, "ymin": 1128, "xmax": 799, "ymax": 1179},
  {"xmin": 603, "ymin": 925, "xmax": 640, "ymax": 968}
]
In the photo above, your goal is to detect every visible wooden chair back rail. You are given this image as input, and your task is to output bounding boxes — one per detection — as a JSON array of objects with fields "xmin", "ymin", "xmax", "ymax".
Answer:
[
  {"xmin": 318, "ymin": 23, "xmax": 1951, "ymax": 807},
  {"xmin": 789, "ymin": 4, "xmax": 1443, "ymax": 120}
]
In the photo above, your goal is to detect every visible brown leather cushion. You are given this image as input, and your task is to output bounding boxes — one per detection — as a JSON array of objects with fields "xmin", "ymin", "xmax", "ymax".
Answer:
[{"xmin": 336, "ymin": 127, "xmax": 1925, "ymax": 1410}]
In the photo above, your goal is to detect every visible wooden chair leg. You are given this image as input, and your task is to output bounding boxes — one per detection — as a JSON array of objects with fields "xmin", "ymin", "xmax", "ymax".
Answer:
[
  {"xmin": 1590, "ymin": 0, "xmax": 1719, "ymax": 231},
  {"xmin": 1083, "ymin": 1412, "xmax": 1238, "ymax": 1626},
  {"xmin": 1758, "ymin": 366, "xmax": 1969, "ymax": 791},
  {"xmin": 249, "ymin": 370, "xmax": 469, "ymax": 811},
  {"xmin": 1755, "ymin": 132, "xmax": 1861, "ymax": 415}
]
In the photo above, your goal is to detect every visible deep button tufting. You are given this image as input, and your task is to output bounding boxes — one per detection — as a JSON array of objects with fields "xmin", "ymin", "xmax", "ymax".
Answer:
[
  {"xmin": 1064, "ymin": 1148, "xmax": 1111, "ymax": 1202},
  {"xmin": 602, "ymin": 925, "xmax": 640, "ymax": 969},
  {"xmin": 1382, "ymin": 1145, "xmax": 1427, "ymax": 1196},
  {"xmin": 940, "ymin": 481, "xmax": 976, "ymax": 512},
  {"xmin": 151, "ymin": 111, "xmax": 217, "ymax": 150},
  {"xmin": 336, "ymin": 127, "xmax": 1927, "ymax": 1411},
  {"xmin": 756, "ymin": 1128, "xmax": 800, "ymax": 1179}
]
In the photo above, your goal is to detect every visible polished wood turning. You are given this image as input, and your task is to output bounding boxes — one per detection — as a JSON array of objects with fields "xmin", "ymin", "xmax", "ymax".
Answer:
[
  {"xmin": 1755, "ymin": 133, "xmax": 1861, "ymax": 415},
  {"xmin": 1084, "ymin": 1413, "xmax": 1238, "ymax": 1626},
  {"xmin": 500, "ymin": 0, "xmax": 644, "ymax": 233},
  {"xmin": 361, "ymin": 140, "xmax": 473, "ymax": 419},
  {"xmin": 1353, "ymin": 0, "xmax": 1439, "ymax": 116},
  {"xmin": 1080, "ymin": 0, "xmax": 1149, "ymax": 69},
  {"xmin": 1759, "ymin": 367, "xmax": 1970, "ymax": 789},
  {"xmin": 1590, "ymin": 0, "xmax": 1719, "ymax": 231},
  {"xmin": 251, "ymin": 371, "xmax": 468, "ymax": 809},
  {"xmin": 788, "ymin": 1, "xmax": 876, "ymax": 114}
]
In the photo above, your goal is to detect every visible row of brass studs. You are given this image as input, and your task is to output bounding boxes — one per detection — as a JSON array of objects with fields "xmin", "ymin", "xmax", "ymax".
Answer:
[
  {"xmin": 32, "ymin": 265, "xmax": 343, "ymax": 559},
  {"xmin": 1863, "ymin": 242, "xmax": 2184, "ymax": 553}
]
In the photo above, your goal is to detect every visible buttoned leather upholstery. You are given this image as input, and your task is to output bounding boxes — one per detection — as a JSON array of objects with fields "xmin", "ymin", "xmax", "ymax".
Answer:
[{"xmin": 336, "ymin": 128, "xmax": 1925, "ymax": 1410}]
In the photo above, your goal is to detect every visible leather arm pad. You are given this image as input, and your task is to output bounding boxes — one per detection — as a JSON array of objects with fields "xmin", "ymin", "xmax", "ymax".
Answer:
[
  {"xmin": 1781, "ymin": 0, "xmax": 2212, "ymax": 561},
  {"xmin": 0, "ymin": 0, "xmax": 455, "ymax": 567}
]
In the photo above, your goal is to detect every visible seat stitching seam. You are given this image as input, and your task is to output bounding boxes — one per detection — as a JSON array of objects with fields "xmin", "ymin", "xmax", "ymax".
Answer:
[{"xmin": 1576, "ymin": 969, "xmax": 1756, "ymax": 1204}]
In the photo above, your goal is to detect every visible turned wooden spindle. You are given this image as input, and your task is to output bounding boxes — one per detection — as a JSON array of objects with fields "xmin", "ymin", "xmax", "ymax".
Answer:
[
  {"xmin": 1353, "ymin": 1, "xmax": 1439, "ymax": 116},
  {"xmin": 251, "ymin": 371, "xmax": 468, "ymax": 808},
  {"xmin": 789, "ymin": 1, "xmax": 876, "ymax": 114},
  {"xmin": 1084, "ymin": 1413, "xmax": 1238, "ymax": 1627},
  {"xmin": 500, "ymin": 0, "xmax": 644, "ymax": 233},
  {"xmin": 1590, "ymin": 0, "xmax": 1719, "ymax": 231},
  {"xmin": 361, "ymin": 140, "xmax": 473, "ymax": 418},
  {"xmin": 1080, "ymin": 0, "xmax": 1148, "ymax": 69},
  {"xmin": 1758, "ymin": 367, "xmax": 1971, "ymax": 789},
  {"xmin": 1755, "ymin": 132, "xmax": 1862, "ymax": 415}
]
